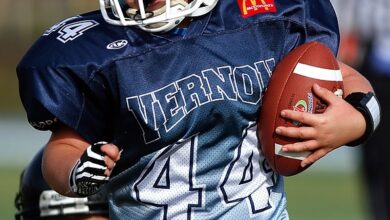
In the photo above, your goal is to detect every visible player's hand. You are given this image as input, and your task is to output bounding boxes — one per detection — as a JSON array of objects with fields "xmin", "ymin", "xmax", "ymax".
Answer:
[
  {"xmin": 69, "ymin": 141, "xmax": 121, "ymax": 196},
  {"xmin": 274, "ymin": 83, "xmax": 366, "ymax": 167}
]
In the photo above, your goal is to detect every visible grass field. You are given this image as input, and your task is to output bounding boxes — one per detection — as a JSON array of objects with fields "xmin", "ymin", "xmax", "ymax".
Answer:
[
  {"xmin": 0, "ymin": 167, "xmax": 368, "ymax": 220},
  {"xmin": 285, "ymin": 171, "xmax": 369, "ymax": 220},
  {"xmin": 0, "ymin": 166, "xmax": 23, "ymax": 220}
]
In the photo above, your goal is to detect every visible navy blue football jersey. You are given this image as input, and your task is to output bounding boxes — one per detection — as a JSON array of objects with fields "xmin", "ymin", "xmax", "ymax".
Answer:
[{"xmin": 17, "ymin": 0, "xmax": 339, "ymax": 219}]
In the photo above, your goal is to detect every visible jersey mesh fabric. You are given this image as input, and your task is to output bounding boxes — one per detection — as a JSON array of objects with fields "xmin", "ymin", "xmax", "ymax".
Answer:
[{"xmin": 17, "ymin": 0, "xmax": 339, "ymax": 219}]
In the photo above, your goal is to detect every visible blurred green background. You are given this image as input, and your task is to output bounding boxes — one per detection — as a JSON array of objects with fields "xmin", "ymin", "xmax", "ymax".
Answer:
[{"xmin": 0, "ymin": 1, "xmax": 370, "ymax": 220}]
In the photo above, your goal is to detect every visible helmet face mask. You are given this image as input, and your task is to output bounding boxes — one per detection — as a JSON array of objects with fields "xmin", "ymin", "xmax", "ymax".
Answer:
[
  {"xmin": 39, "ymin": 190, "xmax": 107, "ymax": 217},
  {"xmin": 99, "ymin": 0, "xmax": 219, "ymax": 32},
  {"xmin": 16, "ymin": 190, "xmax": 108, "ymax": 219}
]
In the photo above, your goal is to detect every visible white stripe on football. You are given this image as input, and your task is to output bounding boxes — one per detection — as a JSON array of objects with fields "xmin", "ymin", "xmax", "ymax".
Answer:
[
  {"xmin": 274, "ymin": 143, "xmax": 311, "ymax": 160},
  {"xmin": 294, "ymin": 63, "xmax": 342, "ymax": 81}
]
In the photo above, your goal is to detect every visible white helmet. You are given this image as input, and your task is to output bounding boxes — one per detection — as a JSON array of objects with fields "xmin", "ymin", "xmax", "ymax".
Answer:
[{"xmin": 100, "ymin": 0, "xmax": 218, "ymax": 32}]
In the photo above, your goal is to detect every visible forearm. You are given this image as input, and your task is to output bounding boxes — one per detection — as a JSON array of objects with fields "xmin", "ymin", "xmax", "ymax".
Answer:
[
  {"xmin": 338, "ymin": 61, "xmax": 380, "ymax": 146},
  {"xmin": 339, "ymin": 61, "xmax": 374, "ymax": 95},
  {"xmin": 42, "ymin": 126, "xmax": 90, "ymax": 197}
]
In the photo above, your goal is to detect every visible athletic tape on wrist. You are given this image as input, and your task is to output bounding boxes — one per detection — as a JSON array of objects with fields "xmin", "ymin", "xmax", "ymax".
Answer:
[{"xmin": 345, "ymin": 92, "xmax": 381, "ymax": 146}]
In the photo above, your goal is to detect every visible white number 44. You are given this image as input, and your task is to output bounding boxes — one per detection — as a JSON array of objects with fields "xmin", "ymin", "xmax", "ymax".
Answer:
[
  {"xmin": 133, "ymin": 137, "xmax": 205, "ymax": 220},
  {"xmin": 56, "ymin": 20, "xmax": 98, "ymax": 43}
]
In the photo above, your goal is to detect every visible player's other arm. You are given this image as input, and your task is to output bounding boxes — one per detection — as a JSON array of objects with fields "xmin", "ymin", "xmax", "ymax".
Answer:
[
  {"xmin": 42, "ymin": 124, "xmax": 120, "ymax": 197},
  {"xmin": 339, "ymin": 61, "xmax": 374, "ymax": 95},
  {"xmin": 336, "ymin": 61, "xmax": 373, "ymax": 138}
]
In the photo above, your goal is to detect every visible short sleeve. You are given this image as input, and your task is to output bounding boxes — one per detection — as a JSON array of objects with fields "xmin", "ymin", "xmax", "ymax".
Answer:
[
  {"xmin": 17, "ymin": 64, "xmax": 114, "ymax": 143},
  {"xmin": 304, "ymin": 0, "xmax": 340, "ymax": 54}
]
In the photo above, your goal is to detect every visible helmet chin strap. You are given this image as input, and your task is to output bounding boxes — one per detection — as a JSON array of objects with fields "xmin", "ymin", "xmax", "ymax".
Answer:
[{"xmin": 126, "ymin": 0, "xmax": 189, "ymax": 32}]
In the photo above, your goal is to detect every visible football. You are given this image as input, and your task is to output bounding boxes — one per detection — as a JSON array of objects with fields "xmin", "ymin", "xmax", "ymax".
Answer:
[{"xmin": 258, "ymin": 41, "xmax": 344, "ymax": 176}]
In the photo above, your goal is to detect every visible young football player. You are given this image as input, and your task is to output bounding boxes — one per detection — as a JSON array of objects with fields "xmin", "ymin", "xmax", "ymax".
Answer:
[{"xmin": 17, "ymin": 0, "xmax": 380, "ymax": 219}]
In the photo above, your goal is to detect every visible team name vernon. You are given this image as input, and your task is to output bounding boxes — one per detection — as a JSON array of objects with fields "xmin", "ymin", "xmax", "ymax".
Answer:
[{"xmin": 126, "ymin": 58, "xmax": 275, "ymax": 143}]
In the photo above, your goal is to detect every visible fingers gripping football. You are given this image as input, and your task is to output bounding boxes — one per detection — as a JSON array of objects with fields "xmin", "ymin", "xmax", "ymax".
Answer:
[
  {"xmin": 69, "ymin": 141, "xmax": 120, "ymax": 196},
  {"xmin": 275, "ymin": 84, "xmax": 363, "ymax": 167}
]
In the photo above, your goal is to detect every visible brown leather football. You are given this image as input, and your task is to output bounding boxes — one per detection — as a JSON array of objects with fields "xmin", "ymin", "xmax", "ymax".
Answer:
[{"xmin": 258, "ymin": 41, "xmax": 344, "ymax": 176}]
